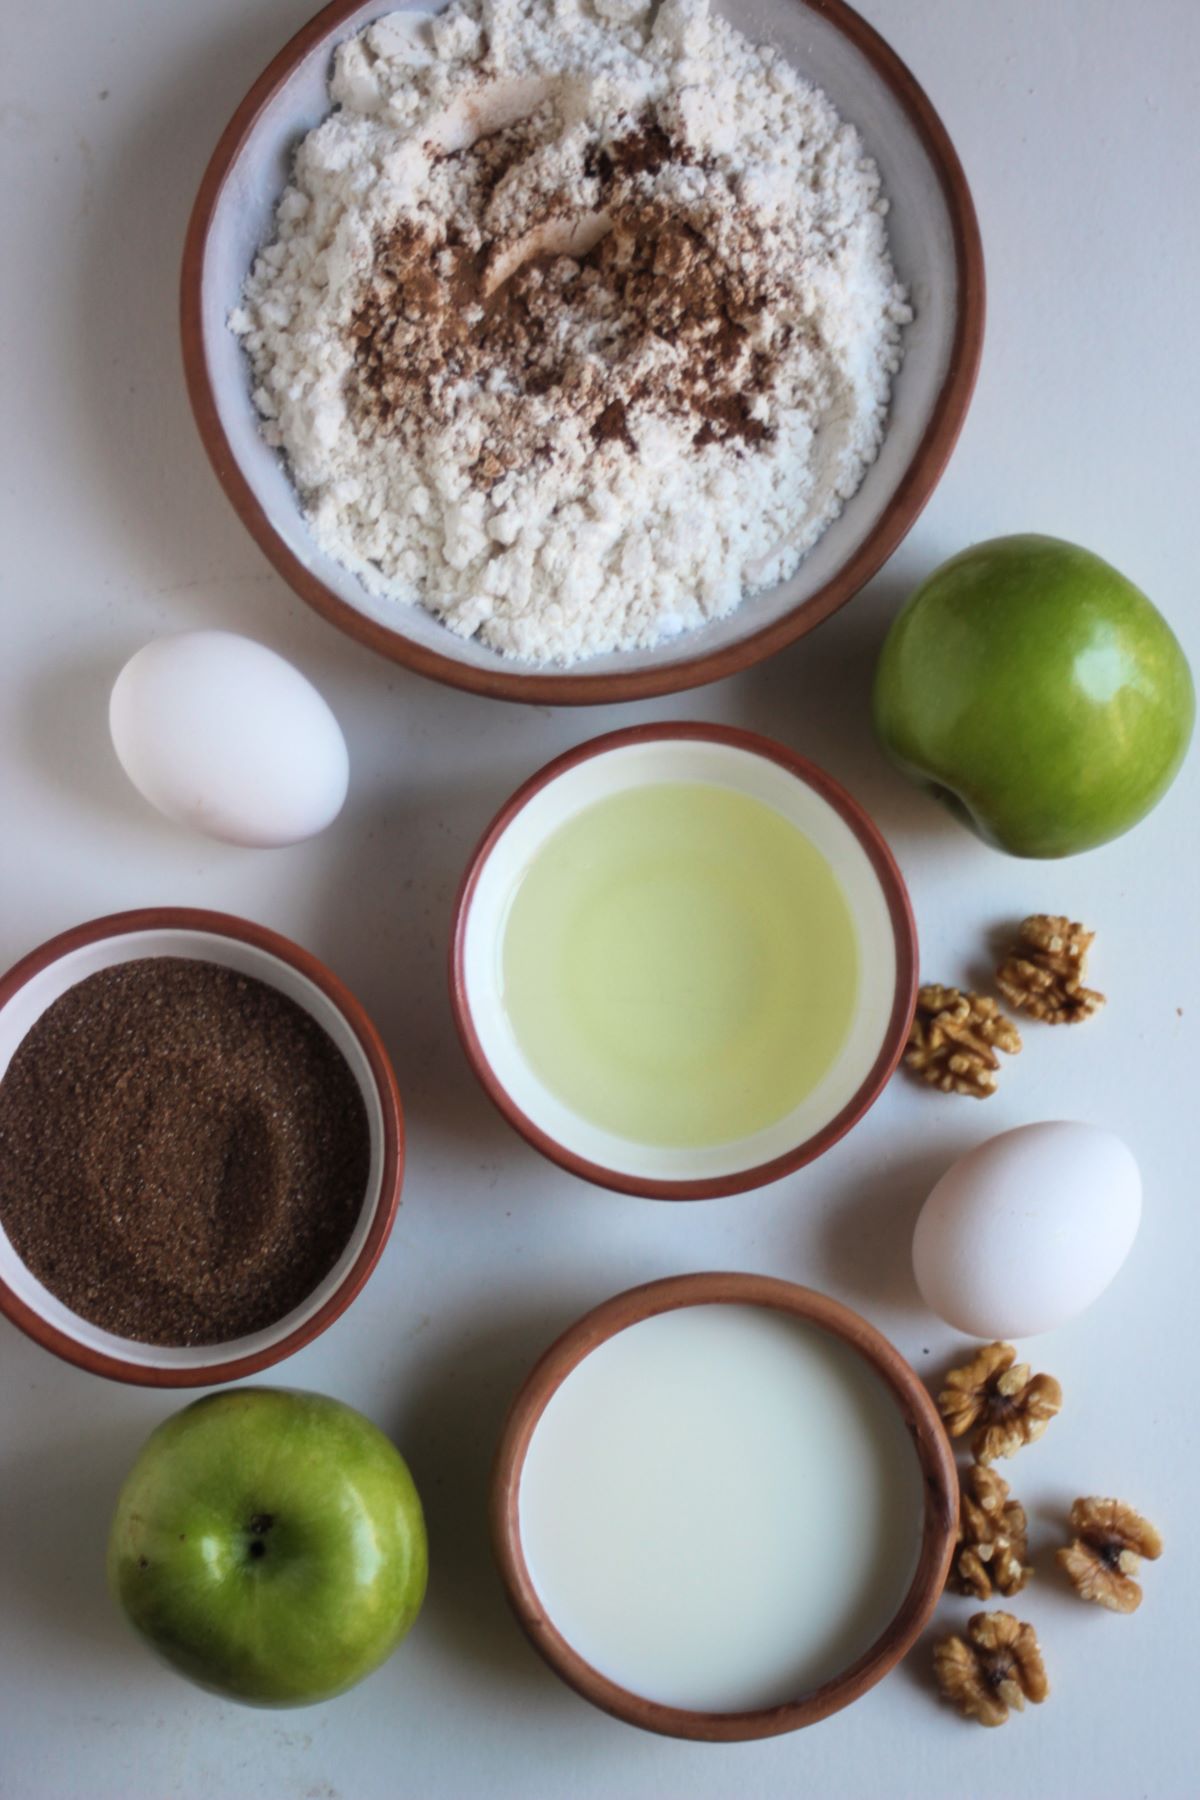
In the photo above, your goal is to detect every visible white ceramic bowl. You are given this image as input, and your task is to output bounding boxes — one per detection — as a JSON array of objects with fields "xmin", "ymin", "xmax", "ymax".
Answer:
[
  {"xmin": 0, "ymin": 909, "xmax": 403, "ymax": 1386},
  {"xmin": 182, "ymin": 0, "xmax": 984, "ymax": 704},
  {"xmin": 450, "ymin": 725, "xmax": 917, "ymax": 1197}
]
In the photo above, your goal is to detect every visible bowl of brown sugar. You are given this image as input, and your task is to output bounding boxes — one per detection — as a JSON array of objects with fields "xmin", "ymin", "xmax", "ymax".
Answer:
[{"xmin": 0, "ymin": 908, "xmax": 403, "ymax": 1386}]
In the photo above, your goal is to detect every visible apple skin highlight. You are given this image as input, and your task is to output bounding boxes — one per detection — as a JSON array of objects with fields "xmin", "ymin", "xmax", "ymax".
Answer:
[{"xmin": 872, "ymin": 534, "xmax": 1195, "ymax": 858}]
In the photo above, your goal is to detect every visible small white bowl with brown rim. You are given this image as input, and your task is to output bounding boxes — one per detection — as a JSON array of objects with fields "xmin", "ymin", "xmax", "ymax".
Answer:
[
  {"xmin": 492, "ymin": 1272, "xmax": 958, "ymax": 1740},
  {"xmin": 450, "ymin": 723, "xmax": 918, "ymax": 1198},
  {"xmin": 0, "ymin": 908, "xmax": 403, "ymax": 1387}
]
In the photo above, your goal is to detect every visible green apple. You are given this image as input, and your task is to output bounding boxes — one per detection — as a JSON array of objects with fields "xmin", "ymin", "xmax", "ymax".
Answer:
[
  {"xmin": 108, "ymin": 1388, "xmax": 427, "ymax": 1707},
  {"xmin": 873, "ymin": 534, "xmax": 1194, "ymax": 857}
]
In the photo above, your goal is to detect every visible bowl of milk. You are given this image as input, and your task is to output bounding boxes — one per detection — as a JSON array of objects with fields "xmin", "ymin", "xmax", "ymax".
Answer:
[
  {"xmin": 492, "ymin": 1273, "xmax": 957, "ymax": 1740},
  {"xmin": 451, "ymin": 722, "xmax": 917, "ymax": 1196}
]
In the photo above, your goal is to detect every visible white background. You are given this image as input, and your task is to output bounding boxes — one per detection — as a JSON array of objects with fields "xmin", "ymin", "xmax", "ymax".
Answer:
[{"xmin": 1, "ymin": 1, "xmax": 1197, "ymax": 1795}]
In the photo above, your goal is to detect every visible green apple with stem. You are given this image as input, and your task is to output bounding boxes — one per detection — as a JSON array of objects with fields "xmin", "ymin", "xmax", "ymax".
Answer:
[
  {"xmin": 108, "ymin": 1388, "xmax": 427, "ymax": 1706},
  {"xmin": 873, "ymin": 534, "xmax": 1194, "ymax": 857}
]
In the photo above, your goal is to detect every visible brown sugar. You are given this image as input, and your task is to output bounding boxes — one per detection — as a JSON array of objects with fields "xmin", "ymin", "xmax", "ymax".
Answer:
[{"xmin": 0, "ymin": 959, "xmax": 370, "ymax": 1345}]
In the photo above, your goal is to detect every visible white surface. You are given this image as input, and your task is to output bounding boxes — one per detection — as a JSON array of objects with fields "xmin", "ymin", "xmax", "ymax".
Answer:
[
  {"xmin": 0, "ymin": 925, "xmax": 387, "ymax": 1376},
  {"xmin": 518, "ymin": 1303, "xmax": 923, "ymax": 1712},
  {"xmin": 199, "ymin": 0, "xmax": 959, "ymax": 685},
  {"xmin": 461, "ymin": 735, "xmax": 897, "ymax": 1182},
  {"xmin": 0, "ymin": 1, "xmax": 1196, "ymax": 1796}
]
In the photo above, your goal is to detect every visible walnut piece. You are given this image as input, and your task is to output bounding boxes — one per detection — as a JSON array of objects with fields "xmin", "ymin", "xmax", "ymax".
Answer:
[
  {"xmin": 905, "ymin": 985, "xmax": 1022, "ymax": 1098},
  {"xmin": 995, "ymin": 914, "xmax": 1106, "ymax": 1024},
  {"xmin": 1056, "ymin": 1497, "xmax": 1164, "ymax": 1613},
  {"xmin": 950, "ymin": 1464, "xmax": 1031, "ymax": 1599},
  {"xmin": 938, "ymin": 1341, "xmax": 1062, "ymax": 1464},
  {"xmin": 934, "ymin": 1611, "xmax": 1049, "ymax": 1727}
]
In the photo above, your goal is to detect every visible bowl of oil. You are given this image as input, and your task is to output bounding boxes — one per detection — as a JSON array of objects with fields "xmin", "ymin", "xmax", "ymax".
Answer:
[{"xmin": 450, "ymin": 724, "xmax": 918, "ymax": 1198}]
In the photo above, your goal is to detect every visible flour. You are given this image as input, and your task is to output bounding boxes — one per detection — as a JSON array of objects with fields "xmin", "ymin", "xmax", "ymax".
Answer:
[{"xmin": 233, "ymin": 0, "xmax": 911, "ymax": 664}]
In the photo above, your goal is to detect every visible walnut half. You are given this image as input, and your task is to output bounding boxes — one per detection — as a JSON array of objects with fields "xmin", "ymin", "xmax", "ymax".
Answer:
[
  {"xmin": 995, "ymin": 914, "xmax": 1105, "ymax": 1024},
  {"xmin": 905, "ymin": 985, "xmax": 1022, "ymax": 1098},
  {"xmin": 1057, "ymin": 1497, "xmax": 1164, "ymax": 1613},
  {"xmin": 938, "ymin": 1341, "xmax": 1062, "ymax": 1464},
  {"xmin": 950, "ymin": 1464, "xmax": 1031, "ymax": 1600},
  {"xmin": 934, "ymin": 1611, "xmax": 1049, "ymax": 1727}
]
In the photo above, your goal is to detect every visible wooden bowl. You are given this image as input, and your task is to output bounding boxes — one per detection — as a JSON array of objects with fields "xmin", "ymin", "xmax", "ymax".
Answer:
[
  {"xmin": 492, "ymin": 1272, "xmax": 958, "ymax": 1740},
  {"xmin": 450, "ymin": 723, "xmax": 918, "ymax": 1197},
  {"xmin": 181, "ymin": 0, "xmax": 984, "ymax": 704},
  {"xmin": 0, "ymin": 908, "xmax": 403, "ymax": 1386}
]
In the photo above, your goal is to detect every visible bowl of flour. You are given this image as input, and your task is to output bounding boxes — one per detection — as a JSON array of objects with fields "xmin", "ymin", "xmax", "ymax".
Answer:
[{"xmin": 183, "ymin": 0, "xmax": 983, "ymax": 702}]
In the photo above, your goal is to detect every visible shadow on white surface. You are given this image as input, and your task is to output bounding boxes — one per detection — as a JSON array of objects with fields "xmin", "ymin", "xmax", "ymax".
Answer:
[
  {"xmin": 963, "ymin": 914, "xmax": 1038, "ymax": 997},
  {"xmin": 895, "ymin": 1621, "xmax": 950, "ymax": 1708},
  {"xmin": 726, "ymin": 570, "xmax": 967, "ymax": 857},
  {"xmin": 387, "ymin": 1295, "xmax": 602, "ymax": 1707},
  {"xmin": 304, "ymin": 782, "xmax": 522, "ymax": 1169},
  {"xmin": 19, "ymin": 646, "xmax": 154, "ymax": 832},
  {"xmin": 0, "ymin": 1397, "xmax": 152, "ymax": 1681},
  {"xmin": 811, "ymin": 1138, "xmax": 981, "ymax": 1315}
]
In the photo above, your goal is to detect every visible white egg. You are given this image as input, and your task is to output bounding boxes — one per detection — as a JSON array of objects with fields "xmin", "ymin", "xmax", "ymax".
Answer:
[
  {"xmin": 912, "ymin": 1121, "xmax": 1141, "ymax": 1339},
  {"xmin": 110, "ymin": 632, "xmax": 349, "ymax": 847}
]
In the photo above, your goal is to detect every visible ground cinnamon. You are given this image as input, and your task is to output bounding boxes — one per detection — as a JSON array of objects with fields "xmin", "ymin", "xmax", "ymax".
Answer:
[{"xmin": 348, "ymin": 118, "xmax": 782, "ymax": 485}]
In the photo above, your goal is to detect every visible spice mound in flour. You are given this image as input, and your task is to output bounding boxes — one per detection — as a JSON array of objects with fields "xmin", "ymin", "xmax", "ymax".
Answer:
[
  {"xmin": 234, "ymin": 0, "xmax": 912, "ymax": 664},
  {"xmin": 350, "ymin": 128, "xmax": 780, "ymax": 482}
]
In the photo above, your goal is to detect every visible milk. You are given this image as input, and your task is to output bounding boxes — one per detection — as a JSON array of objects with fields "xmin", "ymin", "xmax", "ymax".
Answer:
[{"xmin": 518, "ymin": 1305, "xmax": 924, "ymax": 1713}]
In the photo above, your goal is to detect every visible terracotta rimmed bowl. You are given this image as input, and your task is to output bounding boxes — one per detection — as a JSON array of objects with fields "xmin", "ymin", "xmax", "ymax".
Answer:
[
  {"xmin": 181, "ymin": 0, "xmax": 984, "ymax": 706},
  {"xmin": 0, "ymin": 908, "xmax": 403, "ymax": 1387},
  {"xmin": 450, "ymin": 723, "xmax": 917, "ymax": 1198},
  {"xmin": 492, "ymin": 1272, "xmax": 957, "ymax": 1740}
]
